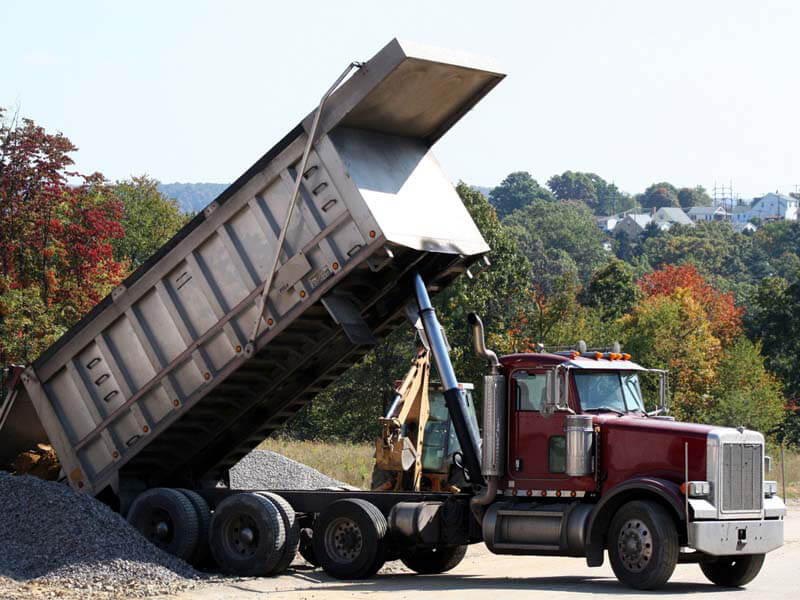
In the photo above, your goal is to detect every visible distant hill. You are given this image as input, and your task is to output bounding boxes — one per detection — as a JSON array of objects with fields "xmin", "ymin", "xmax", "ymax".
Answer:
[
  {"xmin": 471, "ymin": 185, "xmax": 493, "ymax": 199},
  {"xmin": 158, "ymin": 182, "xmax": 229, "ymax": 214}
]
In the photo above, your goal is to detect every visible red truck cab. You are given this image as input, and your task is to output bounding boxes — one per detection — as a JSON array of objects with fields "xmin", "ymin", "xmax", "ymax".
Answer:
[{"xmin": 466, "ymin": 315, "xmax": 786, "ymax": 590}]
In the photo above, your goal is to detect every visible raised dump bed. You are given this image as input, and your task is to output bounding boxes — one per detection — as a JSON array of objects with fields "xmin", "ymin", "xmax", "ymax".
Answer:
[{"xmin": 4, "ymin": 39, "xmax": 504, "ymax": 498}]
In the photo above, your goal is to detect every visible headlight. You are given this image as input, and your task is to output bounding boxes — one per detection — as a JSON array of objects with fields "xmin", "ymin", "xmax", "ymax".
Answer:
[
  {"xmin": 682, "ymin": 481, "xmax": 711, "ymax": 498},
  {"xmin": 764, "ymin": 480, "xmax": 778, "ymax": 498}
]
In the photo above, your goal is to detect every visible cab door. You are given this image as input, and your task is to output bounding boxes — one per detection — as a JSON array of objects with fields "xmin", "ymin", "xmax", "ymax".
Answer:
[{"xmin": 508, "ymin": 369, "xmax": 569, "ymax": 486}]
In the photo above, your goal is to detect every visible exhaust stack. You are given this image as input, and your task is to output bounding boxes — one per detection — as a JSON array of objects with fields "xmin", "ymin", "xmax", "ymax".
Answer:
[{"xmin": 468, "ymin": 313, "xmax": 500, "ymax": 374}]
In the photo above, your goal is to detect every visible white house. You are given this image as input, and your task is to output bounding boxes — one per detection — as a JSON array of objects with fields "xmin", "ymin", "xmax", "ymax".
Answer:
[
  {"xmin": 733, "ymin": 222, "xmax": 757, "ymax": 233},
  {"xmin": 745, "ymin": 193, "xmax": 798, "ymax": 222},
  {"xmin": 687, "ymin": 206, "xmax": 729, "ymax": 222}
]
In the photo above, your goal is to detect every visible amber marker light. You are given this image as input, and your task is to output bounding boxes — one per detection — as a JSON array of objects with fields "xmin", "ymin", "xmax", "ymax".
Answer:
[{"xmin": 594, "ymin": 352, "xmax": 603, "ymax": 359}]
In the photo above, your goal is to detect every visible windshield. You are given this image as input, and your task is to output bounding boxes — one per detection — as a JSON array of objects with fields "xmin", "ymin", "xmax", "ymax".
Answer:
[{"xmin": 574, "ymin": 371, "xmax": 645, "ymax": 414}]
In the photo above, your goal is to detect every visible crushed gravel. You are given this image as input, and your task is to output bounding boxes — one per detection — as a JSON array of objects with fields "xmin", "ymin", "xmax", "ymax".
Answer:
[
  {"xmin": 229, "ymin": 449, "xmax": 356, "ymax": 490},
  {"xmin": 0, "ymin": 474, "xmax": 202, "ymax": 600}
]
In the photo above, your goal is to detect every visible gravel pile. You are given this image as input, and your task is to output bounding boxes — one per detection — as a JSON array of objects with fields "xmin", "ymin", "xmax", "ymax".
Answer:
[
  {"xmin": 230, "ymin": 449, "xmax": 355, "ymax": 490},
  {"xmin": 0, "ymin": 474, "xmax": 201, "ymax": 599}
]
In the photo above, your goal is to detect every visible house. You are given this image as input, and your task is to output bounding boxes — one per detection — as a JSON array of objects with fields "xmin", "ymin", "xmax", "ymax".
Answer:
[
  {"xmin": 687, "ymin": 206, "xmax": 729, "ymax": 222},
  {"xmin": 745, "ymin": 193, "xmax": 798, "ymax": 222},
  {"xmin": 613, "ymin": 213, "xmax": 651, "ymax": 238},
  {"xmin": 731, "ymin": 205, "xmax": 752, "ymax": 224},
  {"xmin": 653, "ymin": 207, "xmax": 693, "ymax": 227}
]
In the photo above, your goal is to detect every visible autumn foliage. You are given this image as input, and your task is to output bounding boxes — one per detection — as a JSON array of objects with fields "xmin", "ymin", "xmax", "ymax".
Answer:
[
  {"xmin": 639, "ymin": 263, "xmax": 743, "ymax": 346},
  {"xmin": 0, "ymin": 109, "xmax": 126, "ymax": 363}
]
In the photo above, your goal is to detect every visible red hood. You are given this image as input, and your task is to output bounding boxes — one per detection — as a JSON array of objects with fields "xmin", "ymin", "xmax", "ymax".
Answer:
[{"xmin": 594, "ymin": 414, "xmax": 713, "ymax": 490}]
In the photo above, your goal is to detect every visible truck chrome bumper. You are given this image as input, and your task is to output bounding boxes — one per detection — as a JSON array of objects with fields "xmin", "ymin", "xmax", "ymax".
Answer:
[{"xmin": 689, "ymin": 518, "xmax": 784, "ymax": 555}]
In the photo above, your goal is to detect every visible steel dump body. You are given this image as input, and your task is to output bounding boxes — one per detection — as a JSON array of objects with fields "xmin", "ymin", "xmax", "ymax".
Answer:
[{"xmin": 10, "ymin": 39, "xmax": 503, "ymax": 496}]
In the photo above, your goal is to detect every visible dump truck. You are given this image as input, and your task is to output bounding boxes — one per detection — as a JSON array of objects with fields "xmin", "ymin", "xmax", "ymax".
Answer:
[{"xmin": 0, "ymin": 38, "xmax": 786, "ymax": 590}]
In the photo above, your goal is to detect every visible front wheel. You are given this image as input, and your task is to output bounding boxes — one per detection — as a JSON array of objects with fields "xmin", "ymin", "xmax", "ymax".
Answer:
[
  {"xmin": 607, "ymin": 500, "xmax": 679, "ymax": 590},
  {"xmin": 700, "ymin": 554, "xmax": 765, "ymax": 587}
]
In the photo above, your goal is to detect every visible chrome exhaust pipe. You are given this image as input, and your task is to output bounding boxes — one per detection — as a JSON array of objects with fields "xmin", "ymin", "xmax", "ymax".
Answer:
[{"xmin": 468, "ymin": 313, "xmax": 500, "ymax": 374}]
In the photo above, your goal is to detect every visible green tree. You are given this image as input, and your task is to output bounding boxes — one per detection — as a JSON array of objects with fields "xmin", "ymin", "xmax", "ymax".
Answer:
[
  {"xmin": 488, "ymin": 171, "xmax": 553, "ymax": 220},
  {"xmin": 704, "ymin": 337, "xmax": 784, "ymax": 435},
  {"xmin": 112, "ymin": 175, "xmax": 191, "ymax": 270},
  {"xmin": 639, "ymin": 182, "xmax": 679, "ymax": 209},
  {"xmin": 547, "ymin": 171, "xmax": 635, "ymax": 216},
  {"xmin": 504, "ymin": 200, "xmax": 609, "ymax": 289},
  {"xmin": 578, "ymin": 259, "xmax": 641, "ymax": 319},
  {"xmin": 677, "ymin": 186, "xmax": 711, "ymax": 209}
]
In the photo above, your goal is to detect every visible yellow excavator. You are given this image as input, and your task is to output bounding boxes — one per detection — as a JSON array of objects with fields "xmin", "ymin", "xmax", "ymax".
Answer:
[{"xmin": 371, "ymin": 346, "xmax": 479, "ymax": 492}]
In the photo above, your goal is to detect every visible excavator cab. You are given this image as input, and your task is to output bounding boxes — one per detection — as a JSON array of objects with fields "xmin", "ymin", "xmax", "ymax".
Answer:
[
  {"xmin": 372, "ymin": 348, "xmax": 479, "ymax": 492},
  {"xmin": 421, "ymin": 384, "xmax": 478, "ymax": 474}
]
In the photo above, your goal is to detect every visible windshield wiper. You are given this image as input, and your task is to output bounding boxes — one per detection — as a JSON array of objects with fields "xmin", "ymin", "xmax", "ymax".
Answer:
[{"xmin": 584, "ymin": 406, "xmax": 625, "ymax": 416}]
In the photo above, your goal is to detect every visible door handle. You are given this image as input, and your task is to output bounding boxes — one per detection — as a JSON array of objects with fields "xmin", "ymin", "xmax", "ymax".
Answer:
[{"xmin": 515, "ymin": 458, "xmax": 523, "ymax": 471}]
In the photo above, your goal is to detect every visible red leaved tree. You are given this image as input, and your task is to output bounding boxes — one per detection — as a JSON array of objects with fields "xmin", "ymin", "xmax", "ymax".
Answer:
[
  {"xmin": 639, "ymin": 263, "xmax": 743, "ymax": 346},
  {"xmin": 0, "ymin": 108, "xmax": 126, "ymax": 365}
]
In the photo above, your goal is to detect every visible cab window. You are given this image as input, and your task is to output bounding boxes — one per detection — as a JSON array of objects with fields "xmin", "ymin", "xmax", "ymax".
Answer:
[{"xmin": 513, "ymin": 371, "xmax": 548, "ymax": 411}]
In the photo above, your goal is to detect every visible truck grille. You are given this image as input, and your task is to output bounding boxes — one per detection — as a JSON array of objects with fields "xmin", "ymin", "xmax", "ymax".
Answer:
[{"xmin": 722, "ymin": 443, "xmax": 762, "ymax": 512}]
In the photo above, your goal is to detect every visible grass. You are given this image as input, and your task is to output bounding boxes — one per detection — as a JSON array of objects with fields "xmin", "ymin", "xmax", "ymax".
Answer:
[
  {"xmin": 257, "ymin": 437, "xmax": 375, "ymax": 489},
  {"xmin": 772, "ymin": 446, "xmax": 800, "ymax": 500},
  {"xmin": 256, "ymin": 438, "xmax": 800, "ymax": 500}
]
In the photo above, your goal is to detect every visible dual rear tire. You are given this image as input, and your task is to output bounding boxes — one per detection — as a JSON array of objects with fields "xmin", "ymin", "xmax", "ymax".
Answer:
[{"xmin": 127, "ymin": 488, "xmax": 300, "ymax": 576}]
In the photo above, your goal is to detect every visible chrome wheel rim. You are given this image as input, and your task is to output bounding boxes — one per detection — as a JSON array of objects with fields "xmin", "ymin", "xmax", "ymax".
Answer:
[
  {"xmin": 324, "ymin": 517, "xmax": 363, "ymax": 564},
  {"xmin": 618, "ymin": 519, "xmax": 653, "ymax": 573}
]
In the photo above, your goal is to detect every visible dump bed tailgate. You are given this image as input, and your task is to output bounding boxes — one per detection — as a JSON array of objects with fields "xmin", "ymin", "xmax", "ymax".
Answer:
[{"xmin": 19, "ymin": 39, "xmax": 503, "ymax": 495}]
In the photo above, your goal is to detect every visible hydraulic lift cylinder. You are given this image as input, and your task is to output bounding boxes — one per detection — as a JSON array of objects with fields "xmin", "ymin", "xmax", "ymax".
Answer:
[{"xmin": 414, "ymin": 274, "xmax": 485, "ymax": 486}]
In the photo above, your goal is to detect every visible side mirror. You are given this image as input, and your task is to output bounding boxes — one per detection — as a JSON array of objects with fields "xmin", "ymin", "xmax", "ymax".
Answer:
[{"xmin": 542, "ymin": 368, "xmax": 568, "ymax": 416}]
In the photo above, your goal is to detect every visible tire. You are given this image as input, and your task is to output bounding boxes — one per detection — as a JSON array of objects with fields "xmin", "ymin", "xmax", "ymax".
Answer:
[
  {"xmin": 400, "ymin": 544, "xmax": 468, "ymax": 574},
  {"xmin": 209, "ymin": 492, "xmax": 286, "ymax": 576},
  {"xmin": 257, "ymin": 492, "xmax": 300, "ymax": 575},
  {"xmin": 700, "ymin": 554, "xmax": 765, "ymax": 587},
  {"xmin": 127, "ymin": 487, "xmax": 200, "ymax": 562},
  {"xmin": 607, "ymin": 500, "xmax": 678, "ymax": 590},
  {"xmin": 313, "ymin": 498, "xmax": 387, "ymax": 579},
  {"xmin": 176, "ymin": 489, "xmax": 212, "ymax": 567}
]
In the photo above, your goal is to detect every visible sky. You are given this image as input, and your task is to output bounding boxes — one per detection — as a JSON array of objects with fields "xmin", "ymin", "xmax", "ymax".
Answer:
[{"xmin": 2, "ymin": 0, "xmax": 798, "ymax": 200}]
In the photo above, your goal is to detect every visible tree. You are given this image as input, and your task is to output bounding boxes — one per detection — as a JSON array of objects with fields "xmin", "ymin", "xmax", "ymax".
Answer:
[
  {"xmin": 547, "ymin": 171, "xmax": 598, "ymax": 205},
  {"xmin": 112, "ymin": 175, "xmax": 191, "ymax": 270},
  {"xmin": 639, "ymin": 263, "xmax": 743, "ymax": 346},
  {"xmin": 677, "ymin": 186, "xmax": 711, "ymax": 209},
  {"xmin": 621, "ymin": 290, "xmax": 721, "ymax": 420},
  {"xmin": 578, "ymin": 259, "xmax": 641, "ymax": 320},
  {"xmin": 639, "ymin": 182, "xmax": 679, "ymax": 209},
  {"xmin": 0, "ymin": 108, "xmax": 126, "ymax": 364},
  {"xmin": 547, "ymin": 171, "xmax": 635, "ymax": 216},
  {"xmin": 704, "ymin": 337, "xmax": 784, "ymax": 435},
  {"xmin": 488, "ymin": 171, "xmax": 553, "ymax": 220},
  {"xmin": 504, "ymin": 200, "xmax": 609, "ymax": 289}
]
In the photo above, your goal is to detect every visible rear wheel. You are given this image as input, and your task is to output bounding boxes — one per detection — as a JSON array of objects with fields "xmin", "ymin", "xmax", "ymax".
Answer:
[
  {"xmin": 257, "ymin": 492, "xmax": 300, "ymax": 574},
  {"xmin": 209, "ymin": 492, "xmax": 286, "ymax": 576},
  {"xmin": 176, "ymin": 488, "xmax": 211, "ymax": 567},
  {"xmin": 700, "ymin": 554, "xmax": 765, "ymax": 587},
  {"xmin": 607, "ymin": 500, "xmax": 678, "ymax": 590},
  {"xmin": 127, "ymin": 488, "xmax": 200, "ymax": 562},
  {"xmin": 400, "ymin": 544, "xmax": 467, "ymax": 574},
  {"xmin": 313, "ymin": 499, "xmax": 387, "ymax": 579}
]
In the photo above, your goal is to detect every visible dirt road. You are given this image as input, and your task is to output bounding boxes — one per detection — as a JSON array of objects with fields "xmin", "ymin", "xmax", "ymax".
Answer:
[{"xmin": 174, "ymin": 507, "xmax": 798, "ymax": 600}]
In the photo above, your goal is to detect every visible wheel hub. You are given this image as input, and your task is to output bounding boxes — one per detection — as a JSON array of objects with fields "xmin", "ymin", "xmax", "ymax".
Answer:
[
  {"xmin": 154, "ymin": 521, "xmax": 170, "ymax": 540},
  {"xmin": 617, "ymin": 519, "xmax": 652, "ymax": 573},
  {"xmin": 325, "ymin": 517, "xmax": 363, "ymax": 563},
  {"xmin": 228, "ymin": 515, "xmax": 259, "ymax": 557}
]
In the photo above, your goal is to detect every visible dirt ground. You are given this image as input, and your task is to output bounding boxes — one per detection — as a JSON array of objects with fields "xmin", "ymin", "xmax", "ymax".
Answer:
[{"xmin": 172, "ymin": 506, "xmax": 799, "ymax": 600}]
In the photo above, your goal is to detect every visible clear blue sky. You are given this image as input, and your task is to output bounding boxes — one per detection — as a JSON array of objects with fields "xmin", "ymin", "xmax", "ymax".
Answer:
[{"xmin": 2, "ymin": 0, "xmax": 798, "ymax": 199}]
